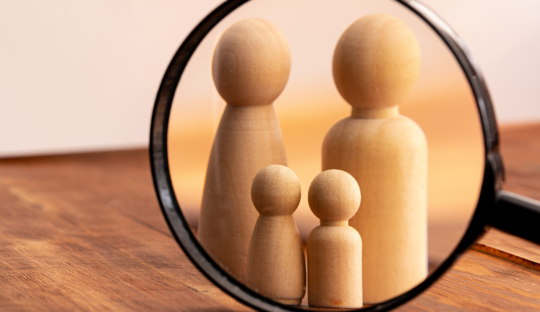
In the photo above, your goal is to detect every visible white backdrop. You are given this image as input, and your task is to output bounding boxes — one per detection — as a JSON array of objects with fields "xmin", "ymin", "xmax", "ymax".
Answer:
[{"xmin": 1, "ymin": 0, "xmax": 539, "ymax": 157}]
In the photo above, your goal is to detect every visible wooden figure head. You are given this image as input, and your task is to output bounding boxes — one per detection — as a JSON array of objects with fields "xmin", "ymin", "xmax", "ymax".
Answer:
[
  {"xmin": 333, "ymin": 13, "xmax": 421, "ymax": 110},
  {"xmin": 251, "ymin": 165, "xmax": 301, "ymax": 216},
  {"xmin": 308, "ymin": 169, "xmax": 361, "ymax": 223},
  {"xmin": 212, "ymin": 18, "xmax": 291, "ymax": 106}
]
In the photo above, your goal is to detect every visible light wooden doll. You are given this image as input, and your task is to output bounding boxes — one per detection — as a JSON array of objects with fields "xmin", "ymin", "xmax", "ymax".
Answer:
[
  {"xmin": 247, "ymin": 165, "xmax": 306, "ymax": 305},
  {"xmin": 198, "ymin": 18, "xmax": 291, "ymax": 283},
  {"xmin": 307, "ymin": 170, "xmax": 363, "ymax": 308},
  {"xmin": 323, "ymin": 13, "xmax": 427, "ymax": 303}
]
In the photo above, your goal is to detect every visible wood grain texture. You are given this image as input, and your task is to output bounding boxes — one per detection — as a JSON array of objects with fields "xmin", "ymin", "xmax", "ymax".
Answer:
[
  {"xmin": 247, "ymin": 165, "xmax": 305, "ymax": 305},
  {"xmin": 0, "ymin": 151, "xmax": 250, "ymax": 311},
  {"xmin": 470, "ymin": 123, "xmax": 540, "ymax": 271},
  {"xmin": 396, "ymin": 123, "xmax": 540, "ymax": 311},
  {"xmin": 307, "ymin": 170, "xmax": 363, "ymax": 308},
  {"xmin": 198, "ymin": 104, "xmax": 288, "ymax": 284},
  {"xmin": 475, "ymin": 229, "xmax": 540, "ymax": 270},
  {"xmin": 212, "ymin": 18, "xmax": 291, "ymax": 107},
  {"xmin": 326, "ymin": 13, "xmax": 427, "ymax": 304},
  {"xmin": 198, "ymin": 18, "xmax": 291, "ymax": 284},
  {"xmin": 1, "ymin": 123, "xmax": 540, "ymax": 311},
  {"xmin": 332, "ymin": 13, "xmax": 420, "ymax": 110},
  {"xmin": 499, "ymin": 123, "xmax": 540, "ymax": 201},
  {"xmin": 398, "ymin": 250, "xmax": 540, "ymax": 312}
]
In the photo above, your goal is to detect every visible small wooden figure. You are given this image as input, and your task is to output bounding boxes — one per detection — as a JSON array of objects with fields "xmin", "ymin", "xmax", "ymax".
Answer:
[
  {"xmin": 324, "ymin": 13, "xmax": 427, "ymax": 303},
  {"xmin": 198, "ymin": 18, "xmax": 291, "ymax": 283},
  {"xmin": 247, "ymin": 165, "xmax": 306, "ymax": 305},
  {"xmin": 307, "ymin": 170, "xmax": 362, "ymax": 308}
]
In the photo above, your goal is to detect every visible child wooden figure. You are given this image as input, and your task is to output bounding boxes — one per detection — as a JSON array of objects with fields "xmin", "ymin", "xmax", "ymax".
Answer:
[
  {"xmin": 247, "ymin": 165, "xmax": 306, "ymax": 305},
  {"xmin": 307, "ymin": 170, "xmax": 363, "ymax": 308}
]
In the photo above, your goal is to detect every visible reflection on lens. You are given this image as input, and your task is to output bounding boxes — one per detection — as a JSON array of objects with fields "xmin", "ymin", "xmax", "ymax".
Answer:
[{"xmin": 167, "ymin": 0, "xmax": 484, "ymax": 308}]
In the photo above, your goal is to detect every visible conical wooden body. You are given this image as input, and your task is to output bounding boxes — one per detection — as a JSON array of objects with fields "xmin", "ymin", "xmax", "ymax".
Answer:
[
  {"xmin": 198, "ymin": 104, "xmax": 287, "ymax": 283},
  {"xmin": 322, "ymin": 111, "xmax": 427, "ymax": 303},
  {"xmin": 247, "ymin": 215, "xmax": 305, "ymax": 305}
]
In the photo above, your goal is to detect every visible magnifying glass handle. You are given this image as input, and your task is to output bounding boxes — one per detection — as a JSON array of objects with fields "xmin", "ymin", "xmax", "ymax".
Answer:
[{"xmin": 491, "ymin": 190, "xmax": 540, "ymax": 245}]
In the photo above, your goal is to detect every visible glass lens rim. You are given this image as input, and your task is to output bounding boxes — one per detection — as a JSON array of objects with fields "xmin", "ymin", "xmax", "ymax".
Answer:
[{"xmin": 149, "ymin": 0, "xmax": 502, "ymax": 311}]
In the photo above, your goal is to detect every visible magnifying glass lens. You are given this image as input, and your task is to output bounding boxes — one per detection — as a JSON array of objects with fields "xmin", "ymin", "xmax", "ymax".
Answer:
[{"xmin": 166, "ymin": 0, "xmax": 484, "ymax": 308}]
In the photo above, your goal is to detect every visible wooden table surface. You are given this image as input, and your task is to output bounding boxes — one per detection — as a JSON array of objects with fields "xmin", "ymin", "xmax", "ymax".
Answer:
[{"xmin": 2, "ymin": 124, "xmax": 540, "ymax": 311}]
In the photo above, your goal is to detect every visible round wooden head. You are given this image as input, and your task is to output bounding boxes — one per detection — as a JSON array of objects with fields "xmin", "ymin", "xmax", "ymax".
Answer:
[
  {"xmin": 333, "ymin": 13, "xmax": 421, "ymax": 110},
  {"xmin": 251, "ymin": 165, "xmax": 301, "ymax": 215},
  {"xmin": 212, "ymin": 18, "xmax": 291, "ymax": 106},
  {"xmin": 308, "ymin": 170, "xmax": 361, "ymax": 222}
]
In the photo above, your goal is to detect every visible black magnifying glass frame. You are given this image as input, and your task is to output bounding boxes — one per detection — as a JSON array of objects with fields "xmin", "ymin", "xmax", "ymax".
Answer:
[{"xmin": 149, "ymin": 0, "xmax": 540, "ymax": 311}]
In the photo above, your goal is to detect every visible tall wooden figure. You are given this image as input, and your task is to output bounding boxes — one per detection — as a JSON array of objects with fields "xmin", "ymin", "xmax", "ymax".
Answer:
[
  {"xmin": 198, "ymin": 18, "xmax": 290, "ymax": 283},
  {"xmin": 247, "ymin": 165, "xmax": 306, "ymax": 305},
  {"xmin": 307, "ymin": 170, "xmax": 363, "ymax": 308},
  {"xmin": 323, "ymin": 13, "xmax": 427, "ymax": 303}
]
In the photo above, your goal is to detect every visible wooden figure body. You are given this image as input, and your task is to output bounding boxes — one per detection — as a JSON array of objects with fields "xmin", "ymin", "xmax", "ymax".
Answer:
[
  {"xmin": 307, "ymin": 170, "xmax": 363, "ymax": 308},
  {"xmin": 247, "ymin": 165, "xmax": 306, "ymax": 305},
  {"xmin": 323, "ymin": 13, "xmax": 427, "ymax": 303},
  {"xmin": 198, "ymin": 18, "xmax": 291, "ymax": 283}
]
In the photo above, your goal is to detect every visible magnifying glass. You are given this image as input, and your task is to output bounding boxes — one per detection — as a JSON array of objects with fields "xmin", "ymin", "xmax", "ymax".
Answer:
[{"xmin": 149, "ymin": 0, "xmax": 540, "ymax": 310}]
